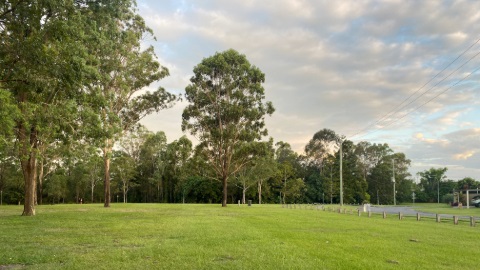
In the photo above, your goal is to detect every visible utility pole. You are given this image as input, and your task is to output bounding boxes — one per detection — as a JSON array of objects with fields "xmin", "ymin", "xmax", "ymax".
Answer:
[
  {"xmin": 339, "ymin": 140, "xmax": 343, "ymax": 206},
  {"xmin": 437, "ymin": 179, "xmax": 440, "ymax": 204},
  {"xmin": 392, "ymin": 159, "xmax": 396, "ymax": 206}
]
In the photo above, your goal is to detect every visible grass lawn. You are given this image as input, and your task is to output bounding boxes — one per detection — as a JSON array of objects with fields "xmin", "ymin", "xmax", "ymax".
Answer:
[{"xmin": 0, "ymin": 203, "xmax": 479, "ymax": 269}]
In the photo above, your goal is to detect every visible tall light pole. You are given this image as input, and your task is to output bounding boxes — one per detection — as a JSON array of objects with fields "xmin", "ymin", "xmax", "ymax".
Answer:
[
  {"xmin": 339, "ymin": 140, "xmax": 343, "ymax": 206},
  {"xmin": 392, "ymin": 159, "xmax": 396, "ymax": 206}
]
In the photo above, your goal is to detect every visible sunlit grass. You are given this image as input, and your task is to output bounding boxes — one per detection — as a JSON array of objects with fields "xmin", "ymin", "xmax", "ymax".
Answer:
[{"xmin": 0, "ymin": 203, "xmax": 479, "ymax": 269}]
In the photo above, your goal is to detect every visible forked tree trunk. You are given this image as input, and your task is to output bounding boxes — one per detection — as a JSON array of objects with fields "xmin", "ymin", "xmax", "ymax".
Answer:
[{"xmin": 19, "ymin": 125, "xmax": 38, "ymax": 216}]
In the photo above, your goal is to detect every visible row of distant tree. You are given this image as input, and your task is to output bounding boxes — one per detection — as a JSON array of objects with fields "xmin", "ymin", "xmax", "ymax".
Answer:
[{"xmin": 1, "ymin": 124, "xmax": 477, "ymax": 206}]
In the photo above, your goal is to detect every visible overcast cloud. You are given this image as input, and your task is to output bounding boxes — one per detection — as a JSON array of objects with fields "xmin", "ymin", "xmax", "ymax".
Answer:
[{"xmin": 137, "ymin": 0, "xmax": 480, "ymax": 180}]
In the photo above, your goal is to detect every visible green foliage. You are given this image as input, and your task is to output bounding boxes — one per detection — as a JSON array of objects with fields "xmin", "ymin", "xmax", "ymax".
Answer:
[
  {"xmin": 111, "ymin": 151, "xmax": 137, "ymax": 203},
  {"xmin": 442, "ymin": 193, "xmax": 454, "ymax": 204},
  {"xmin": 0, "ymin": 148, "xmax": 23, "ymax": 204},
  {"xmin": 274, "ymin": 141, "xmax": 302, "ymax": 203},
  {"xmin": 181, "ymin": 176, "xmax": 222, "ymax": 203},
  {"xmin": 182, "ymin": 49, "xmax": 274, "ymax": 206},
  {"xmin": 136, "ymin": 131, "xmax": 168, "ymax": 202},
  {"xmin": 85, "ymin": 0, "xmax": 176, "ymax": 207},
  {"xmin": 165, "ymin": 136, "xmax": 193, "ymax": 202},
  {"xmin": 0, "ymin": 89, "xmax": 18, "ymax": 143},
  {"xmin": 283, "ymin": 178, "xmax": 306, "ymax": 203},
  {"xmin": 456, "ymin": 177, "xmax": 480, "ymax": 190},
  {"xmin": 304, "ymin": 128, "xmax": 340, "ymax": 172},
  {"xmin": 44, "ymin": 169, "xmax": 68, "ymax": 204},
  {"xmin": 417, "ymin": 167, "xmax": 448, "ymax": 203}
]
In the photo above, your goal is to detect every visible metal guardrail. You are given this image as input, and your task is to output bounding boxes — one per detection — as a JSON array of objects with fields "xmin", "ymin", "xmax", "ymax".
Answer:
[{"xmin": 281, "ymin": 203, "xmax": 478, "ymax": 227}]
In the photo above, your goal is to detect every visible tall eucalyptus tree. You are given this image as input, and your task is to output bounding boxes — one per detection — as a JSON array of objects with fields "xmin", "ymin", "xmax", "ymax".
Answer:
[
  {"xmin": 182, "ymin": 49, "xmax": 274, "ymax": 207},
  {"xmin": 0, "ymin": 0, "xmax": 99, "ymax": 215},
  {"xmin": 85, "ymin": 1, "xmax": 176, "ymax": 207}
]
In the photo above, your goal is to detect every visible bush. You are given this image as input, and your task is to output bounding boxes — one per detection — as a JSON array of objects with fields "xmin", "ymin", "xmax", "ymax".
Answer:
[{"xmin": 442, "ymin": 194, "xmax": 454, "ymax": 204}]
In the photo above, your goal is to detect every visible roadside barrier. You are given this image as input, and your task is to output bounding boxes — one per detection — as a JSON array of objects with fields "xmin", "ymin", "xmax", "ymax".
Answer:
[{"xmin": 282, "ymin": 203, "xmax": 478, "ymax": 228}]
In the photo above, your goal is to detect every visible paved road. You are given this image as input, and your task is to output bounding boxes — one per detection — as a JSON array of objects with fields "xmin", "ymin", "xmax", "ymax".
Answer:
[{"xmin": 363, "ymin": 205, "xmax": 479, "ymax": 219}]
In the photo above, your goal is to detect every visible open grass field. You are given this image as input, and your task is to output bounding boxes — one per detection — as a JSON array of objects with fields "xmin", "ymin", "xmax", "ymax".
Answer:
[{"xmin": 1, "ymin": 203, "xmax": 479, "ymax": 269}]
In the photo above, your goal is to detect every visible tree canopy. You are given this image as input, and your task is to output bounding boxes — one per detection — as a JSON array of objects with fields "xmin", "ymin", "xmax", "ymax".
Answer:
[{"xmin": 182, "ymin": 49, "xmax": 275, "ymax": 207}]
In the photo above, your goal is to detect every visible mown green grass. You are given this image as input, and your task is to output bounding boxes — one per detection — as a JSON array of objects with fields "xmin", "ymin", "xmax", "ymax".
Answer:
[{"xmin": 0, "ymin": 203, "xmax": 479, "ymax": 269}]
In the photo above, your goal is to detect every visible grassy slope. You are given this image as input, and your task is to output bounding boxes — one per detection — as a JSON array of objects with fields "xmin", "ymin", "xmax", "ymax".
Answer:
[{"xmin": 0, "ymin": 204, "xmax": 479, "ymax": 270}]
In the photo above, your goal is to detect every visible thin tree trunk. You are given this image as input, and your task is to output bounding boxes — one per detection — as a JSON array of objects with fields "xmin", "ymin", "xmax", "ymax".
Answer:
[
  {"xmin": 91, "ymin": 181, "xmax": 95, "ymax": 203},
  {"xmin": 76, "ymin": 187, "xmax": 80, "ymax": 204},
  {"xmin": 103, "ymin": 141, "xmax": 112, "ymax": 207},
  {"xmin": 330, "ymin": 166, "xmax": 333, "ymax": 204},
  {"xmin": 123, "ymin": 182, "xmax": 127, "ymax": 203},
  {"xmin": 242, "ymin": 187, "xmax": 246, "ymax": 204},
  {"xmin": 157, "ymin": 181, "xmax": 160, "ymax": 202},
  {"xmin": 258, "ymin": 181, "xmax": 262, "ymax": 204},
  {"xmin": 38, "ymin": 159, "xmax": 44, "ymax": 205},
  {"xmin": 222, "ymin": 175, "xmax": 228, "ymax": 207}
]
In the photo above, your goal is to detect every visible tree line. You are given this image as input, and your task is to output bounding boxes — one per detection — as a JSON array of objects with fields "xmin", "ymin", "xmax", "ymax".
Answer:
[
  {"xmin": 1, "ymin": 1, "xmax": 478, "ymax": 215},
  {"xmin": 2, "ymin": 122, "xmax": 478, "ymax": 207}
]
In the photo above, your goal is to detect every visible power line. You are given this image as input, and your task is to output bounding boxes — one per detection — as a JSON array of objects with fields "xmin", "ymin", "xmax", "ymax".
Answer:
[
  {"xmin": 352, "ymin": 37, "xmax": 480, "ymax": 137},
  {"xmin": 381, "ymin": 49, "xmax": 480, "ymax": 124},
  {"xmin": 355, "ymin": 64, "xmax": 480, "ymax": 139},
  {"xmin": 349, "ymin": 37, "xmax": 480, "ymax": 139}
]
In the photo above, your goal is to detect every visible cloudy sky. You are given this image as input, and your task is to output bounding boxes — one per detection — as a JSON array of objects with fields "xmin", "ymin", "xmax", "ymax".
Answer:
[{"xmin": 136, "ymin": 0, "xmax": 480, "ymax": 181}]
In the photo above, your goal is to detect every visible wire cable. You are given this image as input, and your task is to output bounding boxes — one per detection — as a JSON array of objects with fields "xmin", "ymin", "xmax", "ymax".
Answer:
[
  {"xmin": 349, "ymin": 37, "xmax": 480, "ymax": 139},
  {"xmin": 353, "ymin": 37, "xmax": 480, "ymax": 137},
  {"xmin": 354, "ymin": 64, "xmax": 480, "ymax": 139}
]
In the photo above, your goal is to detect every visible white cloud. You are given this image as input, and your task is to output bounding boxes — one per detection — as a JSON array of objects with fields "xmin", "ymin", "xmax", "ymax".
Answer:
[
  {"xmin": 137, "ymin": 0, "xmax": 480, "ymax": 179},
  {"xmin": 453, "ymin": 150, "xmax": 476, "ymax": 160}
]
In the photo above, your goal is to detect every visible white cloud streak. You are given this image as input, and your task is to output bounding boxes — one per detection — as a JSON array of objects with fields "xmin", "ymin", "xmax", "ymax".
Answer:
[{"xmin": 138, "ymin": 0, "xmax": 480, "ymax": 180}]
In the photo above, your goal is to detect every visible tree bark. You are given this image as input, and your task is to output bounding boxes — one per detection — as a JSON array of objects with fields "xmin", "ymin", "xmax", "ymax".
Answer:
[
  {"xmin": 38, "ymin": 159, "xmax": 44, "ymax": 205},
  {"xmin": 19, "ymin": 125, "xmax": 38, "ymax": 216},
  {"xmin": 222, "ymin": 175, "xmax": 227, "ymax": 207},
  {"xmin": 91, "ymin": 181, "xmax": 95, "ymax": 203},
  {"xmin": 21, "ymin": 157, "xmax": 37, "ymax": 216},
  {"xmin": 103, "ymin": 142, "xmax": 112, "ymax": 207},
  {"xmin": 258, "ymin": 181, "xmax": 262, "ymax": 204},
  {"xmin": 242, "ymin": 187, "xmax": 246, "ymax": 204},
  {"xmin": 123, "ymin": 182, "xmax": 127, "ymax": 203}
]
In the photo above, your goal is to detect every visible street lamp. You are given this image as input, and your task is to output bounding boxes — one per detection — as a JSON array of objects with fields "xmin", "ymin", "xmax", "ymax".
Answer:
[{"xmin": 392, "ymin": 159, "xmax": 396, "ymax": 206}]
